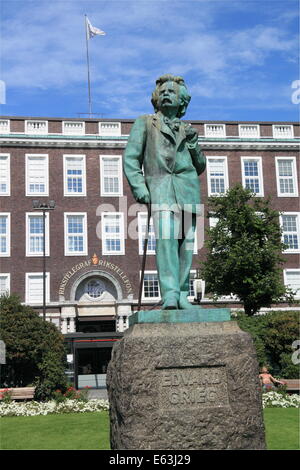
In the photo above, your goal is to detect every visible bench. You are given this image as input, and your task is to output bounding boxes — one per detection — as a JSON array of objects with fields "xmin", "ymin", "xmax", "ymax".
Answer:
[
  {"xmin": 279, "ymin": 379, "xmax": 300, "ymax": 393},
  {"xmin": 0, "ymin": 387, "xmax": 36, "ymax": 400}
]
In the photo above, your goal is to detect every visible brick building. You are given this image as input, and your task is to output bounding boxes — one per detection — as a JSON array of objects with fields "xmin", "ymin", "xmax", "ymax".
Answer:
[{"xmin": 0, "ymin": 116, "xmax": 299, "ymax": 387}]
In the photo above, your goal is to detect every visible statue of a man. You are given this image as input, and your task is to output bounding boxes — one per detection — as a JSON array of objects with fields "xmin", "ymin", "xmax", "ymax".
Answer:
[{"xmin": 124, "ymin": 74, "xmax": 206, "ymax": 310}]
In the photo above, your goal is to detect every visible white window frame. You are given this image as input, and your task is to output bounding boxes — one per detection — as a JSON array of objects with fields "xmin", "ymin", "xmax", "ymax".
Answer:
[
  {"xmin": 275, "ymin": 157, "xmax": 298, "ymax": 198},
  {"xmin": 99, "ymin": 122, "xmax": 121, "ymax": 136},
  {"xmin": 141, "ymin": 270, "xmax": 161, "ymax": 301},
  {"xmin": 26, "ymin": 212, "xmax": 50, "ymax": 257},
  {"xmin": 100, "ymin": 155, "xmax": 123, "ymax": 197},
  {"xmin": 63, "ymin": 154, "xmax": 86, "ymax": 196},
  {"xmin": 62, "ymin": 121, "xmax": 85, "ymax": 135},
  {"xmin": 272, "ymin": 124, "xmax": 294, "ymax": 139},
  {"xmin": 241, "ymin": 156, "xmax": 264, "ymax": 197},
  {"xmin": 0, "ymin": 119, "xmax": 10, "ymax": 133},
  {"xmin": 64, "ymin": 212, "xmax": 88, "ymax": 256},
  {"xmin": 280, "ymin": 212, "xmax": 300, "ymax": 253},
  {"xmin": 0, "ymin": 212, "xmax": 10, "ymax": 257},
  {"xmin": 25, "ymin": 120, "xmax": 48, "ymax": 135},
  {"xmin": 0, "ymin": 153, "xmax": 10, "ymax": 196},
  {"xmin": 206, "ymin": 156, "xmax": 229, "ymax": 196},
  {"xmin": 283, "ymin": 269, "xmax": 300, "ymax": 299},
  {"xmin": 0, "ymin": 273, "xmax": 10, "ymax": 296},
  {"xmin": 138, "ymin": 212, "xmax": 156, "ymax": 255},
  {"xmin": 204, "ymin": 124, "xmax": 226, "ymax": 138},
  {"xmin": 25, "ymin": 272, "xmax": 50, "ymax": 304},
  {"xmin": 25, "ymin": 154, "xmax": 49, "ymax": 196},
  {"xmin": 101, "ymin": 212, "xmax": 125, "ymax": 255},
  {"xmin": 238, "ymin": 124, "xmax": 260, "ymax": 138}
]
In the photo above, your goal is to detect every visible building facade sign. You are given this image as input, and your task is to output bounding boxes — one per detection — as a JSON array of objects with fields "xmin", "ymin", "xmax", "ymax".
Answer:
[{"xmin": 59, "ymin": 254, "xmax": 133, "ymax": 297}]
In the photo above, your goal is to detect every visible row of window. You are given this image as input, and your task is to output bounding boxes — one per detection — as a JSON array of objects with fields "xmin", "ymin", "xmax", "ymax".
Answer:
[
  {"xmin": 0, "ymin": 154, "xmax": 298, "ymax": 198},
  {"xmin": 0, "ymin": 154, "xmax": 123, "ymax": 197},
  {"xmin": 0, "ymin": 119, "xmax": 122, "ymax": 136},
  {"xmin": 0, "ymin": 212, "xmax": 299, "ymax": 257},
  {"xmin": 1, "ymin": 268, "xmax": 299, "ymax": 303},
  {"xmin": 0, "ymin": 119, "xmax": 297, "ymax": 139}
]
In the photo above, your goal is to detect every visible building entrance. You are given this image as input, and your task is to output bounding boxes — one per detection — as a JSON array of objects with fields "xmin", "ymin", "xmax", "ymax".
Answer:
[{"xmin": 77, "ymin": 347, "xmax": 111, "ymax": 389}]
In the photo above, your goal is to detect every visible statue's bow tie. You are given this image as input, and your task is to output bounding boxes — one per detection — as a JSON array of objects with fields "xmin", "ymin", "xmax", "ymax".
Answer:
[{"xmin": 163, "ymin": 117, "xmax": 180, "ymax": 132}]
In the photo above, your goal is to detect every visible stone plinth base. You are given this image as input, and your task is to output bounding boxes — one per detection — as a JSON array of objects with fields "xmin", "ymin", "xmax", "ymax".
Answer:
[{"xmin": 107, "ymin": 319, "xmax": 266, "ymax": 450}]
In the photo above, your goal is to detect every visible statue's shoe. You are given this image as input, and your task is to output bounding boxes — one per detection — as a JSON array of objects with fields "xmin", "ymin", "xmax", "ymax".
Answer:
[
  {"xmin": 179, "ymin": 293, "xmax": 194, "ymax": 309},
  {"xmin": 162, "ymin": 297, "xmax": 178, "ymax": 310}
]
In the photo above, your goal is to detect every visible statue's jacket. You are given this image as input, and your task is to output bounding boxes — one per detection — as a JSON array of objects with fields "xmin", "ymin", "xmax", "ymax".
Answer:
[{"xmin": 123, "ymin": 112, "xmax": 206, "ymax": 214}]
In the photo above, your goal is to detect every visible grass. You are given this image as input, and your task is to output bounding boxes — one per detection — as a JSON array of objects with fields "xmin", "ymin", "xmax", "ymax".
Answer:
[
  {"xmin": 264, "ymin": 408, "xmax": 299, "ymax": 450},
  {"xmin": 0, "ymin": 411, "xmax": 110, "ymax": 450},
  {"xmin": 0, "ymin": 409, "xmax": 299, "ymax": 450}
]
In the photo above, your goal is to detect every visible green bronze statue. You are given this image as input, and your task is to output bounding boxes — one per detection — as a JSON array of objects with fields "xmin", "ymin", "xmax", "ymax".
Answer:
[{"xmin": 124, "ymin": 74, "xmax": 206, "ymax": 310}]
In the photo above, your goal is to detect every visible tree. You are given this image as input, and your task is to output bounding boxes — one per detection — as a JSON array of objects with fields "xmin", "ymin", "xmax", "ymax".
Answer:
[
  {"xmin": 236, "ymin": 310, "xmax": 299, "ymax": 378},
  {"xmin": 0, "ymin": 294, "xmax": 67, "ymax": 400},
  {"xmin": 200, "ymin": 184, "xmax": 295, "ymax": 315}
]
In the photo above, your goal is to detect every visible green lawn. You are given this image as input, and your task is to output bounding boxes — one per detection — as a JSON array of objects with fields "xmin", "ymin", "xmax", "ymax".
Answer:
[
  {"xmin": 0, "ymin": 411, "xmax": 110, "ymax": 450},
  {"xmin": 0, "ymin": 409, "xmax": 299, "ymax": 450},
  {"xmin": 264, "ymin": 408, "xmax": 299, "ymax": 450}
]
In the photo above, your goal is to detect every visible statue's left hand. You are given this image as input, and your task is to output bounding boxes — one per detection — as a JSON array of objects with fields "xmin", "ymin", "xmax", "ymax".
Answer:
[{"xmin": 185, "ymin": 125, "xmax": 199, "ymax": 145}]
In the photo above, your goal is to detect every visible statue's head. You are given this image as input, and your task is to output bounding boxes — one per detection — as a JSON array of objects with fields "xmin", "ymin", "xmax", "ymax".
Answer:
[{"xmin": 151, "ymin": 74, "xmax": 191, "ymax": 118}]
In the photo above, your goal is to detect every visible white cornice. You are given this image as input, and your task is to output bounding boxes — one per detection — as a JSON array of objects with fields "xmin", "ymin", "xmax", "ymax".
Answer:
[{"xmin": 0, "ymin": 135, "xmax": 299, "ymax": 151}]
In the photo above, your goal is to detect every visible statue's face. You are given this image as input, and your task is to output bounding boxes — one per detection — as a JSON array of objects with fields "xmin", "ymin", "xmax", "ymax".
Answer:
[{"xmin": 157, "ymin": 81, "xmax": 181, "ymax": 112}]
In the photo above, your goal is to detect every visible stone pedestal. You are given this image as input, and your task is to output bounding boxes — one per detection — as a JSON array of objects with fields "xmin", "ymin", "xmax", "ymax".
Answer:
[{"xmin": 107, "ymin": 313, "xmax": 266, "ymax": 450}]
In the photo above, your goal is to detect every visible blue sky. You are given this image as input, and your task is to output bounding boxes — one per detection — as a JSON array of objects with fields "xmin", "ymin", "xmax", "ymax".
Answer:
[{"xmin": 0, "ymin": 0, "xmax": 299, "ymax": 121}]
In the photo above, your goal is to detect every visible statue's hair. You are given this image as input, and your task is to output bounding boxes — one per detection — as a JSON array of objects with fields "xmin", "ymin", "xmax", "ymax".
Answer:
[{"xmin": 151, "ymin": 74, "xmax": 191, "ymax": 118}]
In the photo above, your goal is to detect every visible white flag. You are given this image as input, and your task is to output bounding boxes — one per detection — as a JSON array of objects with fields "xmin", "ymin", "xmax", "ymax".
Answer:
[{"xmin": 86, "ymin": 17, "xmax": 106, "ymax": 39}]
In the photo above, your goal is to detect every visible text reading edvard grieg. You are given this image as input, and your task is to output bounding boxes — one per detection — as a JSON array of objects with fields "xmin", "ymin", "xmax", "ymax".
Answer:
[{"xmin": 158, "ymin": 366, "xmax": 229, "ymax": 409}]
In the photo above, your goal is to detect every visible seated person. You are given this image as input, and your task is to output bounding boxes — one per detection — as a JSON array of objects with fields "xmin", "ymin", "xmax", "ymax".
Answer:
[{"xmin": 259, "ymin": 366, "xmax": 286, "ymax": 392}]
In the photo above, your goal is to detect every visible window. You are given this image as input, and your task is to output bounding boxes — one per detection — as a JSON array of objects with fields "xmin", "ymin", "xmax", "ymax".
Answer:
[
  {"xmin": 280, "ymin": 213, "xmax": 300, "ymax": 252},
  {"xmin": 26, "ymin": 154, "xmax": 48, "ymax": 196},
  {"xmin": 102, "ymin": 213, "xmax": 124, "ymax": 255},
  {"xmin": 64, "ymin": 213, "xmax": 88, "ymax": 256},
  {"xmin": 204, "ymin": 124, "xmax": 226, "ymax": 138},
  {"xmin": 26, "ymin": 212, "xmax": 49, "ymax": 256},
  {"xmin": 63, "ymin": 121, "xmax": 85, "ymax": 135},
  {"xmin": 26, "ymin": 273, "xmax": 50, "ymax": 304},
  {"xmin": 273, "ymin": 125, "xmax": 293, "ymax": 139},
  {"xmin": 0, "ymin": 119, "xmax": 10, "ymax": 133},
  {"xmin": 241, "ymin": 157, "xmax": 264, "ymax": 196},
  {"xmin": 0, "ymin": 213, "xmax": 10, "ymax": 256},
  {"xmin": 238, "ymin": 124, "xmax": 260, "ymax": 138},
  {"xmin": 100, "ymin": 155, "xmax": 123, "ymax": 196},
  {"xmin": 63, "ymin": 155, "xmax": 86, "ymax": 196},
  {"xmin": 275, "ymin": 157, "xmax": 298, "ymax": 197},
  {"xmin": 99, "ymin": 122, "xmax": 121, "ymax": 136},
  {"xmin": 85, "ymin": 278, "xmax": 106, "ymax": 299},
  {"xmin": 142, "ymin": 271, "xmax": 160, "ymax": 300},
  {"xmin": 138, "ymin": 212, "xmax": 156, "ymax": 254},
  {"xmin": 284, "ymin": 270, "xmax": 300, "ymax": 298},
  {"xmin": 207, "ymin": 157, "xmax": 228, "ymax": 196},
  {"xmin": 0, "ymin": 274, "xmax": 10, "ymax": 296},
  {"xmin": 25, "ymin": 120, "xmax": 48, "ymax": 134},
  {"xmin": 0, "ymin": 154, "xmax": 10, "ymax": 195}
]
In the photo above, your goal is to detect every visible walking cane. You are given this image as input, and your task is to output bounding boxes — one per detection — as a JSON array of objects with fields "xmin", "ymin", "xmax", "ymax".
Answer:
[{"xmin": 137, "ymin": 203, "xmax": 151, "ymax": 311}]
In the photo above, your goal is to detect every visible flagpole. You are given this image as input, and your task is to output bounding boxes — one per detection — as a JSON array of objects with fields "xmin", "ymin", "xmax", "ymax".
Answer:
[{"xmin": 85, "ymin": 14, "xmax": 92, "ymax": 116}]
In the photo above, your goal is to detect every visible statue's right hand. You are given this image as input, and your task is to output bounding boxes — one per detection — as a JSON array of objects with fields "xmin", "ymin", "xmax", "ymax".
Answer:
[{"xmin": 134, "ymin": 188, "xmax": 150, "ymax": 204}]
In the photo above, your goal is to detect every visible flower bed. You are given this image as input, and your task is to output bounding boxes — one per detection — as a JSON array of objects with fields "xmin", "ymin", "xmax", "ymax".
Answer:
[
  {"xmin": 262, "ymin": 392, "xmax": 300, "ymax": 408},
  {"xmin": 1, "ymin": 392, "xmax": 299, "ymax": 417},
  {"xmin": 0, "ymin": 399, "xmax": 109, "ymax": 417}
]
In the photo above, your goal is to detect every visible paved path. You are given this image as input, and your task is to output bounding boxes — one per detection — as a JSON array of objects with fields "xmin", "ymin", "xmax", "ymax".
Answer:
[{"xmin": 87, "ymin": 388, "xmax": 108, "ymax": 400}]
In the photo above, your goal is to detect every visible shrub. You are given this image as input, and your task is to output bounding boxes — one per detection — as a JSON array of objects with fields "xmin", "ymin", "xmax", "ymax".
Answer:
[
  {"xmin": 236, "ymin": 310, "xmax": 300, "ymax": 378},
  {"xmin": 0, "ymin": 294, "xmax": 67, "ymax": 400}
]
